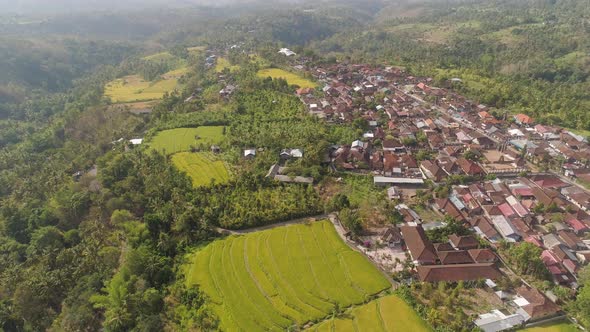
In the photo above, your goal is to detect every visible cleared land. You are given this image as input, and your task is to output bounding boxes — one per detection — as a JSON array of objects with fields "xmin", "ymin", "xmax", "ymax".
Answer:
[
  {"xmin": 309, "ymin": 295, "xmax": 430, "ymax": 332},
  {"xmin": 520, "ymin": 321, "xmax": 579, "ymax": 332},
  {"xmin": 148, "ymin": 126, "xmax": 225, "ymax": 155},
  {"xmin": 185, "ymin": 221, "xmax": 392, "ymax": 331},
  {"xmin": 171, "ymin": 152, "xmax": 230, "ymax": 187},
  {"xmin": 257, "ymin": 68, "xmax": 318, "ymax": 88}
]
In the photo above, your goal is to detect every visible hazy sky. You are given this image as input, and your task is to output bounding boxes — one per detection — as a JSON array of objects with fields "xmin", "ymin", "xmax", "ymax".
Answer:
[{"xmin": 0, "ymin": 0, "xmax": 303, "ymax": 14}]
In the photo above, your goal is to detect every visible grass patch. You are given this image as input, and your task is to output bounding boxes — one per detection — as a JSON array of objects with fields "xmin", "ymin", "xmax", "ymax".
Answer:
[
  {"xmin": 519, "ymin": 321, "xmax": 579, "ymax": 332},
  {"xmin": 215, "ymin": 57, "xmax": 240, "ymax": 73},
  {"xmin": 105, "ymin": 74, "xmax": 181, "ymax": 103},
  {"xmin": 171, "ymin": 152, "xmax": 230, "ymax": 187},
  {"xmin": 148, "ymin": 126, "xmax": 225, "ymax": 155},
  {"xmin": 307, "ymin": 295, "xmax": 430, "ymax": 331},
  {"xmin": 184, "ymin": 221, "xmax": 392, "ymax": 331},
  {"xmin": 188, "ymin": 46, "xmax": 206, "ymax": 53},
  {"xmin": 257, "ymin": 68, "xmax": 318, "ymax": 88}
]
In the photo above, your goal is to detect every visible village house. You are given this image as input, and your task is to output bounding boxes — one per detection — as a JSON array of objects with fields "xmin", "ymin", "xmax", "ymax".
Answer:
[{"xmin": 400, "ymin": 225, "xmax": 438, "ymax": 265}]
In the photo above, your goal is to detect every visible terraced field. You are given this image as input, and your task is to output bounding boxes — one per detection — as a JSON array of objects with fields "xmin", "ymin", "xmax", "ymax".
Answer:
[
  {"xmin": 309, "ymin": 295, "xmax": 430, "ymax": 332},
  {"xmin": 105, "ymin": 74, "xmax": 181, "ymax": 103},
  {"xmin": 148, "ymin": 126, "xmax": 225, "ymax": 155},
  {"xmin": 105, "ymin": 51, "xmax": 189, "ymax": 104},
  {"xmin": 257, "ymin": 68, "xmax": 318, "ymax": 88},
  {"xmin": 185, "ymin": 221, "xmax": 392, "ymax": 331},
  {"xmin": 171, "ymin": 152, "xmax": 230, "ymax": 187}
]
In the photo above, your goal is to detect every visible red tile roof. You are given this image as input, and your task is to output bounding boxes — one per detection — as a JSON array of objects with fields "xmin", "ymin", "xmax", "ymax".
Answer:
[
  {"xmin": 515, "ymin": 113, "xmax": 534, "ymax": 124},
  {"xmin": 498, "ymin": 203, "xmax": 515, "ymax": 218},
  {"xmin": 400, "ymin": 226, "xmax": 438, "ymax": 265},
  {"xmin": 417, "ymin": 263, "xmax": 502, "ymax": 282},
  {"xmin": 449, "ymin": 234, "xmax": 479, "ymax": 250},
  {"xmin": 565, "ymin": 218, "xmax": 588, "ymax": 233},
  {"xmin": 437, "ymin": 250, "xmax": 475, "ymax": 264},
  {"xmin": 516, "ymin": 286, "xmax": 561, "ymax": 320},
  {"xmin": 468, "ymin": 249, "xmax": 498, "ymax": 263}
]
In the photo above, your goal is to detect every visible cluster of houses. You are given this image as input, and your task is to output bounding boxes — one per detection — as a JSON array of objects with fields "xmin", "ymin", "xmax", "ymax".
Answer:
[
  {"xmin": 294, "ymin": 61, "xmax": 590, "ymax": 180},
  {"xmin": 399, "ymin": 225, "xmax": 501, "ymax": 282},
  {"xmin": 284, "ymin": 61, "xmax": 590, "ymax": 329},
  {"xmin": 429, "ymin": 175, "xmax": 590, "ymax": 287}
]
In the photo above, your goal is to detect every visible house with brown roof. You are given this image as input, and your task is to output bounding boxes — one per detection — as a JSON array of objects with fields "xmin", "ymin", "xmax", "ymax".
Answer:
[
  {"xmin": 434, "ymin": 198, "xmax": 466, "ymax": 222},
  {"xmin": 468, "ymin": 249, "xmax": 498, "ymax": 263},
  {"xmin": 449, "ymin": 234, "xmax": 479, "ymax": 250},
  {"xmin": 514, "ymin": 114, "xmax": 534, "ymax": 126},
  {"xmin": 457, "ymin": 158, "xmax": 486, "ymax": 176},
  {"xmin": 380, "ymin": 227, "xmax": 403, "ymax": 248},
  {"xmin": 420, "ymin": 160, "xmax": 447, "ymax": 182},
  {"xmin": 400, "ymin": 225, "xmax": 438, "ymax": 265},
  {"xmin": 514, "ymin": 286, "xmax": 560, "ymax": 321},
  {"xmin": 471, "ymin": 216, "xmax": 502, "ymax": 243},
  {"xmin": 437, "ymin": 250, "xmax": 475, "ymax": 265},
  {"xmin": 434, "ymin": 243, "xmax": 454, "ymax": 252},
  {"xmin": 416, "ymin": 263, "xmax": 502, "ymax": 282},
  {"xmin": 557, "ymin": 230, "xmax": 586, "ymax": 250}
]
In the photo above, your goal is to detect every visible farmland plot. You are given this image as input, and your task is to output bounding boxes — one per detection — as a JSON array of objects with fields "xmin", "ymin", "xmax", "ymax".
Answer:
[
  {"xmin": 309, "ymin": 295, "xmax": 430, "ymax": 332},
  {"xmin": 185, "ymin": 221, "xmax": 392, "ymax": 331},
  {"xmin": 257, "ymin": 68, "xmax": 318, "ymax": 89},
  {"xmin": 171, "ymin": 152, "xmax": 230, "ymax": 187},
  {"xmin": 148, "ymin": 126, "xmax": 225, "ymax": 155}
]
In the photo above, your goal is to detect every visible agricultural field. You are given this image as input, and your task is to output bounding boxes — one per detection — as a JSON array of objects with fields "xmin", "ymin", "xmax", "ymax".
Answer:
[
  {"xmin": 184, "ymin": 221, "xmax": 391, "ymax": 331},
  {"xmin": 171, "ymin": 152, "xmax": 230, "ymax": 187},
  {"xmin": 215, "ymin": 57, "xmax": 241, "ymax": 73},
  {"xmin": 257, "ymin": 68, "xmax": 318, "ymax": 89},
  {"xmin": 106, "ymin": 50, "xmax": 190, "ymax": 104},
  {"xmin": 148, "ymin": 126, "xmax": 225, "ymax": 155},
  {"xmin": 519, "ymin": 321, "xmax": 580, "ymax": 332},
  {"xmin": 104, "ymin": 74, "xmax": 181, "ymax": 103},
  {"xmin": 308, "ymin": 295, "xmax": 430, "ymax": 332}
]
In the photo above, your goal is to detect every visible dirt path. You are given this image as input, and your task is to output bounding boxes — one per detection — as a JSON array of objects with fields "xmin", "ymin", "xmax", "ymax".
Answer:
[{"xmin": 214, "ymin": 214, "xmax": 329, "ymax": 235}]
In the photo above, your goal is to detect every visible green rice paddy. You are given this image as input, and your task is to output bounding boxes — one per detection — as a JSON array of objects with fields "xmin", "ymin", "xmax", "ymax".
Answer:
[
  {"xmin": 184, "ymin": 221, "xmax": 393, "ymax": 331},
  {"xmin": 148, "ymin": 126, "xmax": 225, "ymax": 155}
]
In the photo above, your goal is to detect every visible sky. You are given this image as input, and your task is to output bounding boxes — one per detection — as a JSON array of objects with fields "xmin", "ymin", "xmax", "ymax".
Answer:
[{"xmin": 0, "ymin": 0, "xmax": 304, "ymax": 14}]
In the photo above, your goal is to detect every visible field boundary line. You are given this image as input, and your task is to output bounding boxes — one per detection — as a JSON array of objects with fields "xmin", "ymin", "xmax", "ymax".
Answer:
[
  {"xmin": 253, "ymin": 232, "xmax": 309, "ymax": 320},
  {"xmin": 228, "ymin": 237, "xmax": 285, "ymax": 330},
  {"xmin": 243, "ymin": 235, "xmax": 300, "ymax": 324},
  {"xmin": 294, "ymin": 226, "xmax": 332, "ymax": 302},
  {"xmin": 375, "ymin": 297, "xmax": 388, "ymax": 332},
  {"xmin": 264, "ymin": 229, "xmax": 330, "ymax": 315},
  {"xmin": 312, "ymin": 222, "xmax": 365, "ymax": 299}
]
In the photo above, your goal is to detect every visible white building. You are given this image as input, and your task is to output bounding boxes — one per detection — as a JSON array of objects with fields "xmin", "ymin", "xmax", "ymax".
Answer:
[{"xmin": 278, "ymin": 48, "xmax": 296, "ymax": 56}]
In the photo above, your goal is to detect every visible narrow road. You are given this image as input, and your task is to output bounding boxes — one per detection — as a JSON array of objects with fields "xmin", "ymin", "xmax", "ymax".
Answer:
[{"xmin": 214, "ymin": 213, "xmax": 329, "ymax": 235}]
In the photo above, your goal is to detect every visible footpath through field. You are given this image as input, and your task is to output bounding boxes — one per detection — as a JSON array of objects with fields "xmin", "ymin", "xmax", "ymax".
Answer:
[{"xmin": 214, "ymin": 213, "xmax": 329, "ymax": 235}]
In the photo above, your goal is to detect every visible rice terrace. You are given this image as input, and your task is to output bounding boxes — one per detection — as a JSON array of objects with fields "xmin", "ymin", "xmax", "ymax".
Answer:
[
  {"xmin": 104, "ymin": 74, "xmax": 181, "ymax": 103},
  {"xmin": 184, "ymin": 221, "xmax": 428, "ymax": 331},
  {"xmin": 148, "ymin": 126, "xmax": 225, "ymax": 155},
  {"xmin": 309, "ymin": 295, "xmax": 430, "ymax": 332},
  {"xmin": 171, "ymin": 152, "xmax": 230, "ymax": 187}
]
